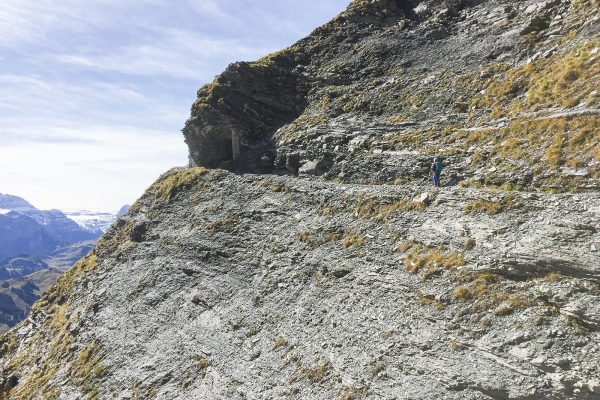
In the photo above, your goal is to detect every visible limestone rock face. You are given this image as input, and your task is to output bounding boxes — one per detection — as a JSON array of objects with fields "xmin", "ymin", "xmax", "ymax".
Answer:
[
  {"xmin": 183, "ymin": 61, "xmax": 306, "ymax": 170},
  {"xmin": 0, "ymin": 169, "xmax": 599, "ymax": 398},
  {"xmin": 2, "ymin": 0, "xmax": 600, "ymax": 399},
  {"xmin": 183, "ymin": 0, "xmax": 600, "ymax": 191}
]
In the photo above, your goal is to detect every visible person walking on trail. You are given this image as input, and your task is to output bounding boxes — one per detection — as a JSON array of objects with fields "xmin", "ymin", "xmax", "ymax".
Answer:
[{"xmin": 431, "ymin": 157, "xmax": 443, "ymax": 187}]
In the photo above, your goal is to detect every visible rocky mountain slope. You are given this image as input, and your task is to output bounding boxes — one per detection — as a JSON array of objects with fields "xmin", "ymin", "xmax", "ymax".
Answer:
[
  {"xmin": 184, "ymin": 0, "xmax": 600, "ymax": 190},
  {"xmin": 1, "ymin": 0, "xmax": 600, "ymax": 399}
]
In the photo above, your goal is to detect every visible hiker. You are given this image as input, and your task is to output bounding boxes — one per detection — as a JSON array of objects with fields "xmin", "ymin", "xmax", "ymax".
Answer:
[{"xmin": 431, "ymin": 157, "xmax": 443, "ymax": 187}]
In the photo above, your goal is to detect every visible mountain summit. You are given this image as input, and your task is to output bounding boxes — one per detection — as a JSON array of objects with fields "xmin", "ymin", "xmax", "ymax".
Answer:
[
  {"xmin": 1, "ymin": 1, "xmax": 600, "ymax": 399},
  {"xmin": 0, "ymin": 194, "xmax": 36, "ymax": 213}
]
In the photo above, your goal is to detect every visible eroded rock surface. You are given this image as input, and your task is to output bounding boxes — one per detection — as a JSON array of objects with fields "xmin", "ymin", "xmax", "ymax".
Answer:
[
  {"xmin": 184, "ymin": 0, "xmax": 600, "ymax": 190},
  {"xmin": 2, "ymin": 0, "xmax": 600, "ymax": 399},
  {"xmin": 1, "ymin": 169, "xmax": 599, "ymax": 399}
]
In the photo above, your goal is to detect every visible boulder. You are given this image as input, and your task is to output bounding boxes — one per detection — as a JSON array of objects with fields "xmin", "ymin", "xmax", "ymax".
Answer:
[
  {"xmin": 414, "ymin": 3, "xmax": 431, "ymax": 17},
  {"xmin": 299, "ymin": 159, "xmax": 329, "ymax": 176},
  {"xmin": 426, "ymin": 28, "xmax": 451, "ymax": 40},
  {"xmin": 286, "ymin": 153, "xmax": 300, "ymax": 174},
  {"xmin": 520, "ymin": 17, "xmax": 550, "ymax": 35}
]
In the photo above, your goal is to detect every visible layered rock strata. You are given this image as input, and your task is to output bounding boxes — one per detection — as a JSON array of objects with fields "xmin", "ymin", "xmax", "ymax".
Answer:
[
  {"xmin": 2, "ymin": 0, "xmax": 600, "ymax": 399},
  {"xmin": 0, "ymin": 168, "xmax": 599, "ymax": 398}
]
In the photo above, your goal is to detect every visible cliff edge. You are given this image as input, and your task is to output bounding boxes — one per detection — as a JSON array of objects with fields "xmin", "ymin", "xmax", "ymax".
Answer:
[{"xmin": 1, "ymin": 0, "xmax": 600, "ymax": 399}]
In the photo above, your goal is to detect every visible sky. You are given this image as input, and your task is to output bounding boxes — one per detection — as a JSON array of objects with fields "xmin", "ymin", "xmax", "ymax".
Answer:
[{"xmin": 0, "ymin": 0, "xmax": 350, "ymax": 212}]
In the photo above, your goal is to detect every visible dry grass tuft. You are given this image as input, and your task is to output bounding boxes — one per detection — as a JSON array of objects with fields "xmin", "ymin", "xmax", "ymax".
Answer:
[
  {"xmin": 405, "ymin": 246, "xmax": 465, "ymax": 281},
  {"xmin": 397, "ymin": 240, "xmax": 416, "ymax": 253},
  {"xmin": 338, "ymin": 385, "xmax": 367, "ymax": 400},
  {"xmin": 291, "ymin": 363, "xmax": 331, "ymax": 384},
  {"xmin": 155, "ymin": 167, "xmax": 207, "ymax": 203},
  {"xmin": 207, "ymin": 215, "xmax": 239, "ymax": 233},
  {"xmin": 273, "ymin": 336, "xmax": 288, "ymax": 349},
  {"xmin": 493, "ymin": 305, "xmax": 513, "ymax": 316},
  {"xmin": 544, "ymin": 272, "xmax": 563, "ymax": 282},
  {"xmin": 192, "ymin": 356, "xmax": 212, "ymax": 378},
  {"xmin": 449, "ymin": 339, "xmax": 465, "ymax": 350},
  {"xmin": 347, "ymin": 194, "xmax": 427, "ymax": 221},
  {"xmin": 450, "ymin": 271, "xmax": 533, "ymax": 316},
  {"xmin": 380, "ymin": 331, "xmax": 393, "ymax": 340},
  {"xmin": 464, "ymin": 193, "xmax": 528, "ymax": 215},
  {"xmin": 416, "ymin": 291, "xmax": 445, "ymax": 309},
  {"xmin": 343, "ymin": 234, "xmax": 365, "ymax": 248},
  {"xmin": 453, "ymin": 287, "xmax": 472, "ymax": 301},
  {"xmin": 372, "ymin": 364, "xmax": 385, "ymax": 376}
]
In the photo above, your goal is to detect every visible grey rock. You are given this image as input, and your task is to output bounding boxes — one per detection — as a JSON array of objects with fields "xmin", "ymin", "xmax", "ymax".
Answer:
[
  {"xmin": 2, "ymin": 0, "xmax": 600, "ymax": 398},
  {"xmin": 426, "ymin": 29, "xmax": 451, "ymax": 40},
  {"xmin": 298, "ymin": 159, "xmax": 328, "ymax": 176},
  {"xmin": 286, "ymin": 153, "xmax": 300, "ymax": 174},
  {"xmin": 520, "ymin": 16, "xmax": 551, "ymax": 35}
]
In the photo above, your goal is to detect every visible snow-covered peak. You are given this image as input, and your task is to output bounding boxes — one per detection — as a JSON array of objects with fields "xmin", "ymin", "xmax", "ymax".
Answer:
[{"xmin": 65, "ymin": 210, "xmax": 121, "ymax": 234}]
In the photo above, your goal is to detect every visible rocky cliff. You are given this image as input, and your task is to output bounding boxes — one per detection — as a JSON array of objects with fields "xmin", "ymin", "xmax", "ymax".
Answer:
[
  {"xmin": 1, "ymin": 0, "xmax": 600, "ymax": 399},
  {"xmin": 184, "ymin": 0, "xmax": 600, "ymax": 190}
]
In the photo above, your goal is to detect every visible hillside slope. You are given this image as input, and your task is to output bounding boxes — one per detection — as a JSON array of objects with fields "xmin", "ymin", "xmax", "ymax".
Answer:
[
  {"xmin": 184, "ymin": 0, "xmax": 600, "ymax": 191},
  {"xmin": 0, "ymin": 168, "xmax": 599, "ymax": 398},
  {"xmin": 1, "ymin": 0, "xmax": 600, "ymax": 399}
]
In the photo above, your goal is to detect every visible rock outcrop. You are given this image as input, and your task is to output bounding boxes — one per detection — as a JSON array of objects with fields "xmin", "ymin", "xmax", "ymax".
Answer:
[
  {"xmin": 184, "ymin": 0, "xmax": 600, "ymax": 190},
  {"xmin": 2, "ymin": 0, "xmax": 600, "ymax": 399}
]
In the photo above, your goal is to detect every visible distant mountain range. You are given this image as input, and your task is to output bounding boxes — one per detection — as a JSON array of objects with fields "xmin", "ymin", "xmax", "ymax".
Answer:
[
  {"xmin": 0, "ymin": 193, "xmax": 36, "ymax": 212},
  {"xmin": 65, "ymin": 205, "xmax": 129, "ymax": 234},
  {"xmin": 0, "ymin": 194, "xmax": 129, "ymax": 259},
  {"xmin": 0, "ymin": 193, "xmax": 129, "ymax": 260},
  {"xmin": 0, "ymin": 194, "xmax": 102, "ymax": 259},
  {"xmin": 0, "ymin": 193, "xmax": 128, "ymax": 332}
]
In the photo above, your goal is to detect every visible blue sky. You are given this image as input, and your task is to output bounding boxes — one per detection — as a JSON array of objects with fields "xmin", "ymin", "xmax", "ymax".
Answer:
[{"xmin": 0, "ymin": 0, "xmax": 350, "ymax": 211}]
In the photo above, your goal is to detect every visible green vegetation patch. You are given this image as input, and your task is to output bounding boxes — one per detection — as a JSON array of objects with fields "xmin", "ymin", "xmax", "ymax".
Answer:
[{"xmin": 155, "ymin": 167, "xmax": 208, "ymax": 203}]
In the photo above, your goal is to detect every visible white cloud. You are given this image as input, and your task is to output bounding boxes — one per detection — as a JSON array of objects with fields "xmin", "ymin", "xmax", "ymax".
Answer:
[
  {"xmin": 183, "ymin": 0, "xmax": 226, "ymax": 18},
  {"xmin": 55, "ymin": 32, "xmax": 274, "ymax": 80}
]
